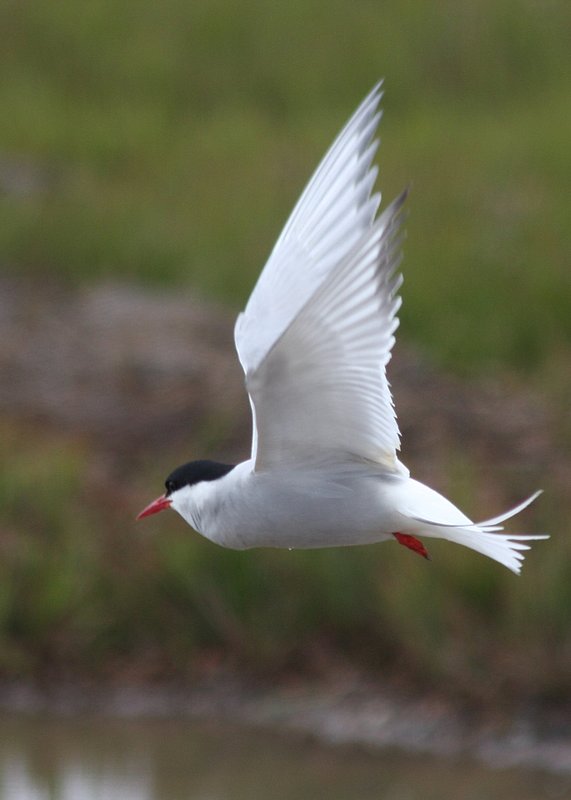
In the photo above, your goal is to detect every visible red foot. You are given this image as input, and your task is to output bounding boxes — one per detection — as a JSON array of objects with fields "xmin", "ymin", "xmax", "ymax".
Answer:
[{"xmin": 393, "ymin": 532, "xmax": 431, "ymax": 560}]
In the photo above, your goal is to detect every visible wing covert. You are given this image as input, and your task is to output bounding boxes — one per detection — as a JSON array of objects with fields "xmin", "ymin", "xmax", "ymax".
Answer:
[{"xmin": 244, "ymin": 192, "xmax": 408, "ymax": 471}]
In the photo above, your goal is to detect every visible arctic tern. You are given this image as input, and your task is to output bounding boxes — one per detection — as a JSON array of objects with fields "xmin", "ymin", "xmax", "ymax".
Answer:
[{"xmin": 138, "ymin": 83, "xmax": 547, "ymax": 573}]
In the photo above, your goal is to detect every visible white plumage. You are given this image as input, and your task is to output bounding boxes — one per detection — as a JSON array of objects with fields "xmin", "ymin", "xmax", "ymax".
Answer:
[{"xmin": 138, "ymin": 83, "xmax": 547, "ymax": 574}]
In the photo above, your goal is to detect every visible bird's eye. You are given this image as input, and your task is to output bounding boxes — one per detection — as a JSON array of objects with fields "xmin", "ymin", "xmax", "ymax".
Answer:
[{"xmin": 165, "ymin": 480, "xmax": 176, "ymax": 495}]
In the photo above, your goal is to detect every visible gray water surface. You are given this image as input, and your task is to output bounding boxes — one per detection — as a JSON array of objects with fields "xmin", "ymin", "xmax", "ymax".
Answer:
[{"xmin": 0, "ymin": 712, "xmax": 569, "ymax": 800}]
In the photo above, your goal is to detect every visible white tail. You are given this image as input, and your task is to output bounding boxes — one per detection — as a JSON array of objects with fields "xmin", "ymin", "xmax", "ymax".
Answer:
[
  {"xmin": 439, "ymin": 526, "xmax": 548, "ymax": 575},
  {"xmin": 408, "ymin": 489, "xmax": 548, "ymax": 575}
]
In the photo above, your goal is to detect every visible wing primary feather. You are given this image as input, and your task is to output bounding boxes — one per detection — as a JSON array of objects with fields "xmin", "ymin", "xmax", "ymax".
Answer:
[
  {"xmin": 276, "ymin": 85, "xmax": 384, "ymax": 248},
  {"xmin": 236, "ymin": 84, "xmax": 413, "ymax": 471}
]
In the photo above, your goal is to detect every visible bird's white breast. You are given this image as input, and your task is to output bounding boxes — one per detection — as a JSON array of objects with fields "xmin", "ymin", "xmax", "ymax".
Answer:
[{"xmin": 171, "ymin": 460, "xmax": 407, "ymax": 550}]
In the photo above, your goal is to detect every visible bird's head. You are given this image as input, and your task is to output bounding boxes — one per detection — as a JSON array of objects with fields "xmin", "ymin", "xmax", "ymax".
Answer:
[{"xmin": 136, "ymin": 460, "xmax": 235, "ymax": 520}]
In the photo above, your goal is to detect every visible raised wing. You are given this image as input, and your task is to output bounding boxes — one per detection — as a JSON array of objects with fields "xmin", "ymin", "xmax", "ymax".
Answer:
[
  {"xmin": 234, "ymin": 85, "xmax": 408, "ymax": 473},
  {"xmin": 235, "ymin": 83, "xmax": 384, "ymax": 373}
]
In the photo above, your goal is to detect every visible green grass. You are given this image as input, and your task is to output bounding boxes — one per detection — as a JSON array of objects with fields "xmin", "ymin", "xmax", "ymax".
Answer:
[
  {"xmin": 1, "ymin": 0, "xmax": 569, "ymax": 373},
  {"xmin": 0, "ymin": 423, "xmax": 566, "ymax": 705},
  {"xmin": 0, "ymin": 0, "xmax": 570, "ymax": 701}
]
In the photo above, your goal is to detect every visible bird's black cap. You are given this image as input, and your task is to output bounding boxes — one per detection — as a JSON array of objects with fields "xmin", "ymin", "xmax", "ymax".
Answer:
[{"xmin": 164, "ymin": 460, "xmax": 235, "ymax": 496}]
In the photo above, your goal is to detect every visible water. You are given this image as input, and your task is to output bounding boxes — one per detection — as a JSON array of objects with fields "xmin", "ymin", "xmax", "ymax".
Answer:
[{"xmin": 0, "ymin": 712, "xmax": 568, "ymax": 800}]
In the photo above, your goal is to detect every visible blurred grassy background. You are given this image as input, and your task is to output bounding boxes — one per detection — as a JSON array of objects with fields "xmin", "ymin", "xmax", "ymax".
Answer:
[
  {"xmin": 2, "ymin": 0, "xmax": 569, "ymax": 370},
  {"xmin": 0, "ymin": 0, "xmax": 570, "ymax": 704}
]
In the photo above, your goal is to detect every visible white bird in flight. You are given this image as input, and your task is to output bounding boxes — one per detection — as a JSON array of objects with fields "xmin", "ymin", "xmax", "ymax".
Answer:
[{"xmin": 138, "ymin": 83, "xmax": 547, "ymax": 574}]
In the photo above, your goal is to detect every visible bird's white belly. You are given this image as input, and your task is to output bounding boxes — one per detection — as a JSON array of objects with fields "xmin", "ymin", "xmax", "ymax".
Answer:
[{"xmin": 201, "ymin": 467, "xmax": 403, "ymax": 550}]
